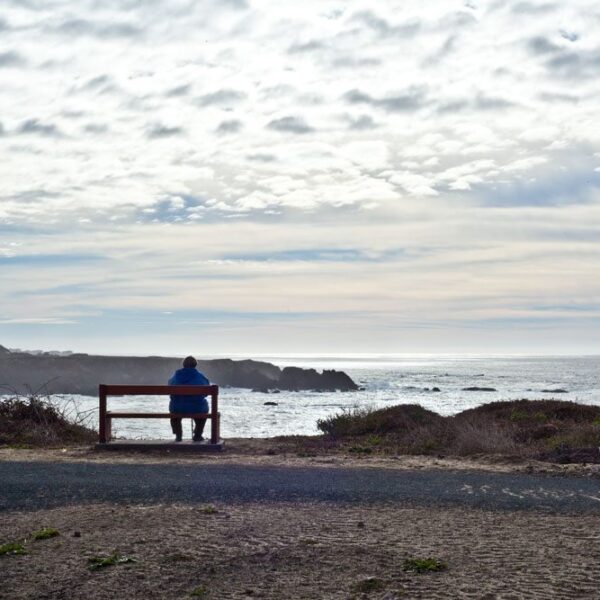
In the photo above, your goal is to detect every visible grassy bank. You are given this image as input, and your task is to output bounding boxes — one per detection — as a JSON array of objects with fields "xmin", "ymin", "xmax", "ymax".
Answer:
[
  {"xmin": 313, "ymin": 399, "xmax": 600, "ymax": 462},
  {"xmin": 1, "ymin": 392, "xmax": 598, "ymax": 463}
]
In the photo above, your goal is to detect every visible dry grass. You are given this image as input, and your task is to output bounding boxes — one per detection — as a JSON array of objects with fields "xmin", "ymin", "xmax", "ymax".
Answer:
[
  {"xmin": 0, "ymin": 391, "xmax": 96, "ymax": 447},
  {"xmin": 317, "ymin": 400, "xmax": 600, "ymax": 460}
]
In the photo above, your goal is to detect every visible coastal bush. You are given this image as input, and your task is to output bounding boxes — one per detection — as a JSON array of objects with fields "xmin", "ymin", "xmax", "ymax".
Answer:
[
  {"xmin": 455, "ymin": 400, "xmax": 600, "ymax": 450},
  {"xmin": 0, "ymin": 390, "xmax": 96, "ymax": 447},
  {"xmin": 457, "ymin": 399, "xmax": 600, "ymax": 424},
  {"xmin": 317, "ymin": 404, "xmax": 443, "ymax": 437},
  {"xmin": 315, "ymin": 400, "xmax": 600, "ymax": 459},
  {"xmin": 544, "ymin": 424, "xmax": 600, "ymax": 449},
  {"xmin": 449, "ymin": 417, "xmax": 519, "ymax": 455}
]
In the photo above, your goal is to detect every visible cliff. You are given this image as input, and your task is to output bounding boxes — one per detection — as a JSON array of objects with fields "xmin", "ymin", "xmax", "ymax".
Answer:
[{"xmin": 0, "ymin": 347, "xmax": 358, "ymax": 396}]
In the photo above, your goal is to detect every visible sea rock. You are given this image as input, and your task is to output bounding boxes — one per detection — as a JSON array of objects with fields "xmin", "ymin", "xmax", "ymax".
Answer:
[
  {"xmin": 278, "ymin": 367, "xmax": 358, "ymax": 392},
  {"xmin": 263, "ymin": 401, "xmax": 278, "ymax": 406},
  {"xmin": 462, "ymin": 386, "xmax": 497, "ymax": 392},
  {"xmin": 541, "ymin": 388, "xmax": 568, "ymax": 394}
]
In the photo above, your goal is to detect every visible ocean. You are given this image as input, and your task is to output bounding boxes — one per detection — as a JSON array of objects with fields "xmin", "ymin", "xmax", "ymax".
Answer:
[{"xmin": 53, "ymin": 354, "xmax": 600, "ymax": 440}]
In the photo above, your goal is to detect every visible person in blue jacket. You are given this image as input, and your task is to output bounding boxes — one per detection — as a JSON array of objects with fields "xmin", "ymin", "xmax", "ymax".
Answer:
[{"xmin": 168, "ymin": 355, "xmax": 210, "ymax": 442}]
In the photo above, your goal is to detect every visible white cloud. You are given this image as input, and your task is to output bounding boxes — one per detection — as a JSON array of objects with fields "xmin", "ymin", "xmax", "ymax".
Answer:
[{"xmin": 1, "ymin": 0, "xmax": 599, "ymax": 352}]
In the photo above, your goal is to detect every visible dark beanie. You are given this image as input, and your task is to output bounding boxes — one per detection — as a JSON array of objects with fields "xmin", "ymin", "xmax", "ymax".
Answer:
[{"xmin": 183, "ymin": 356, "xmax": 197, "ymax": 368}]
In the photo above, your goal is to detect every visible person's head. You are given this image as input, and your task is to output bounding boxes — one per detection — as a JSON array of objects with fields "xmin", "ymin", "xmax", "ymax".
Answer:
[{"xmin": 182, "ymin": 355, "xmax": 197, "ymax": 368}]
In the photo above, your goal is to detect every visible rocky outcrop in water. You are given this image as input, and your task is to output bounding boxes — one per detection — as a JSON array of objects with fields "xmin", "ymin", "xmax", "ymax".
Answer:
[
  {"xmin": 0, "ymin": 347, "xmax": 358, "ymax": 396},
  {"xmin": 278, "ymin": 367, "xmax": 358, "ymax": 392}
]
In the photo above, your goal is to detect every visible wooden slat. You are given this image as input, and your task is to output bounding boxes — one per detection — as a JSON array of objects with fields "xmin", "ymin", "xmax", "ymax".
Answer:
[
  {"xmin": 102, "ymin": 384, "xmax": 218, "ymax": 396},
  {"xmin": 107, "ymin": 412, "xmax": 212, "ymax": 419}
]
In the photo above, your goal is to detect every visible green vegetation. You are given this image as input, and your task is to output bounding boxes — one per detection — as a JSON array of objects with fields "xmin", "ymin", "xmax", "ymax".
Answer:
[
  {"xmin": 190, "ymin": 584, "xmax": 208, "ymax": 598},
  {"xmin": 200, "ymin": 505, "xmax": 217, "ymax": 514},
  {"xmin": 351, "ymin": 577, "xmax": 386, "ymax": 593},
  {"xmin": 510, "ymin": 409, "xmax": 528, "ymax": 422},
  {"xmin": 32, "ymin": 527, "xmax": 60, "ymax": 540},
  {"xmin": 87, "ymin": 552, "xmax": 136, "ymax": 570},
  {"xmin": 348, "ymin": 445, "xmax": 373, "ymax": 454},
  {"xmin": 402, "ymin": 557, "xmax": 447, "ymax": 573},
  {"xmin": 366, "ymin": 434, "xmax": 382, "ymax": 446},
  {"xmin": 0, "ymin": 542, "xmax": 27, "ymax": 556}
]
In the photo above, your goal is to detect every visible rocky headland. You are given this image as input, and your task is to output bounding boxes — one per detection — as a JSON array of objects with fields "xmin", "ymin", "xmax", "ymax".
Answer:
[{"xmin": 0, "ymin": 345, "xmax": 357, "ymax": 396}]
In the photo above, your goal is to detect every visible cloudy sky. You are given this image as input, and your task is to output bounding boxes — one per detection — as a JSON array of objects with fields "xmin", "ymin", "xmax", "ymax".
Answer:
[{"xmin": 1, "ymin": 0, "xmax": 599, "ymax": 356}]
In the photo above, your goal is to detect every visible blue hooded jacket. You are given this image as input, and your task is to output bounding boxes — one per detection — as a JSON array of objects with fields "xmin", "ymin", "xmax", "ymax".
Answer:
[{"xmin": 168, "ymin": 367, "xmax": 210, "ymax": 414}]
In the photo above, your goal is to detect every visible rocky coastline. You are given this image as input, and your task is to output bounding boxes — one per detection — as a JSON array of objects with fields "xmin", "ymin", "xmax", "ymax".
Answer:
[{"xmin": 0, "ymin": 345, "xmax": 358, "ymax": 396}]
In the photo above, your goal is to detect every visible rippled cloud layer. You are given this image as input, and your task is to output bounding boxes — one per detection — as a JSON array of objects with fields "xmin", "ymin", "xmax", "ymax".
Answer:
[{"xmin": 1, "ymin": 0, "xmax": 599, "ymax": 353}]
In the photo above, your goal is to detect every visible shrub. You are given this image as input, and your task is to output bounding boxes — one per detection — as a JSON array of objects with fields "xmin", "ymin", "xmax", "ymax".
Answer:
[
  {"xmin": 314, "ymin": 400, "xmax": 600, "ymax": 460},
  {"xmin": 402, "ymin": 557, "xmax": 447, "ymax": 573},
  {"xmin": 32, "ymin": 528, "xmax": 60, "ymax": 540},
  {"xmin": 0, "ymin": 542, "xmax": 27, "ymax": 556},
  {"xmin": 0, "ymin": 390, "xmax": 96, "ymax": 447},
  {"xmin": 87, "ymin": 553, "xmax": 136, "ymax": 570},
  {"xmin": 449, "ymin": 416, "xmax": 519, "ymax": 455},
  {"xmin": 317, "ymin": 404, "xmax": 443, "ymax": 437}
]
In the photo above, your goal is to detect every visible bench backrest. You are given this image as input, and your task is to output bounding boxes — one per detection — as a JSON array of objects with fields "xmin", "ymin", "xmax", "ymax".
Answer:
[{"xmin": 98, "ymin": 384, "xmax": 220, "ymax": 444}]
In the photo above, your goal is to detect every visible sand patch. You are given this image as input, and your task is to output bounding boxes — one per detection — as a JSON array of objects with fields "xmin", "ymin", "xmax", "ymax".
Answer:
[{"xmin": 1, "ymin": 502, "xmax": 599, "ymax": 599}]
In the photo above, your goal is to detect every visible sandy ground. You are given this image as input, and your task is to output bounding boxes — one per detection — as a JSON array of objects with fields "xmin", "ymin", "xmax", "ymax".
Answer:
[{"xmin": 1, "ymin": 501, "xmax": 599, "ymax": 600}]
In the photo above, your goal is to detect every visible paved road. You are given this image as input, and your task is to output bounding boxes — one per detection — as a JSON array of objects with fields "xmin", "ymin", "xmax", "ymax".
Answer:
[{"xmin": 1, "ymin": 461, "xmax": 599, "ymax": 513}]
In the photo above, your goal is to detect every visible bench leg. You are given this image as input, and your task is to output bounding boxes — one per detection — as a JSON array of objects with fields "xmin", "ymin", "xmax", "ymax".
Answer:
[{"xmin": 211, "ymin": 412, "xmax": 220, "ymax": 444}]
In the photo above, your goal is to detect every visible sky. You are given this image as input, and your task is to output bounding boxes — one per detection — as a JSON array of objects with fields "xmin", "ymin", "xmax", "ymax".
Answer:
[{"xmin": 1, "ymin": 0, "xmax": 599, "ymax": 357}]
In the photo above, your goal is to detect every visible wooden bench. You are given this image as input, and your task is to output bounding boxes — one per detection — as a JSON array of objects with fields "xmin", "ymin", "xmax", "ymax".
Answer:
[{"xmin": 98, "ymin": 384, "xmax": 220, "ymax": 445}]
